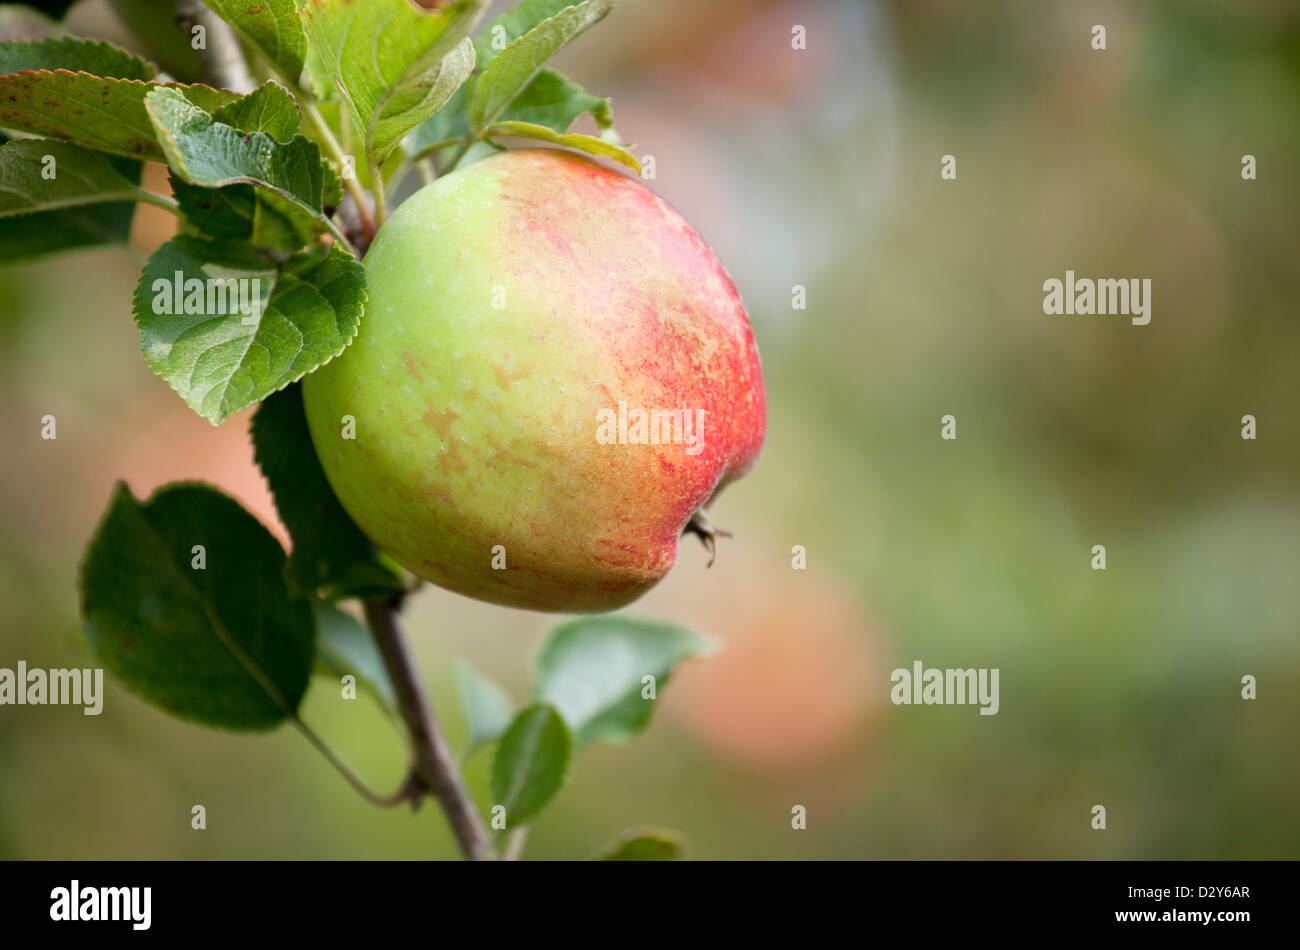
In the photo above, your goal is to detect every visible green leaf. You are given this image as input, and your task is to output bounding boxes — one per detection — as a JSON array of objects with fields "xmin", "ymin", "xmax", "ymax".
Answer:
[
  {"xmin": 133, "ymin": 237, "xmax": 365, "ymax": 424},
  {"xmin": 366, "ymin": 34, "xmax": 476, "ymax": 165},
  {"xmin": 473, "ymin": 0, "xmax": 576, "ymax": 67},
  {"xmin": 487, "ymin": 120, "xmax": 636, "ymax": 172},
  {"xmin": 0, "ymin": 197, "xmax": 138, "ymax": 262},
  {"xmin": 0, "ymin": 203, "xmax": 136, "ymax": 260},
  {"xmin": 0, "ymin": 134, "xmax": 142, "ymax": 262},
  {"xmin": 456, "ymin": 659, "xmax": 514, "ymax": 755},
  {"xmin": 404, "ymin": 66, "xmax": 613, "ymax": 165},
  {"xmin": 533, "ymin": 616, "xmax": 714, "ymax": 747},
  {"xmin": 145, "ymin": 86, "xmax": 331, "ymax": 235},
  {"xmin": 314, "ymin": 602, "xmax": 396, "ymax": 709},
  {"xmin": 592, "ymin": 828, "xmax": 686, "ymax": 861},
  {"xmin": 169, "ymin": 173, "xmax": 257, "ymax": 242},
  {"xmin": 499, "ymin": 68, "xmax": 613, "ymax": 136},
  {"xmin": 406, "ymin": 2, "xmax": 601, "ymax": 154},
  {"xmin": 320, "ymin": 153, "xmax": 341, "ymax": 206},
  {"xmin": 0, "ymin": 39, "xmax": 238, "ymax": 161},
  {"xmin": 0, "ymin": 73, "xmax": 165, "ymax": 159},
  {"xmin": 0, "ymin": 35, "xmax": 154, "ymax": 78},
  {"xmin": 265, "ymin": 183, "xmax": 337, "ymax": 246},
  {"xmin": 299, "ymin": 16, "xmax": 336, "ymax": 102},
  {"xmin": 212, "ymin": 80, "xmax": 302, "ymax": 142},
  {"xmin": 204, "ymin": 0, "xmax": 307, "ymax": 85},
  {"xmin": 170, "ymin": 81, "xmax": 331, "ymax": 251},
  {"xmin": 170, "ymin": 175, "xmax": 314, "ymax": 252},
  {"xmin": 466, "ymin": 0, "xmax": 611, "ymax": 140},
  {"xmin": 170, "ymin": 174, "xmax": 256, "ymax": 242},
  {"xmin": 79, "ymin": 481, "xmax": 315, "ymax": 731},
  {"xmin": 302, "ymin": 0, "xmax": 485, "ymax": 165},
  {"xmin": 369, "ymin": 34, "xmax": 476, "ymax": 165},
  {"xmin": 406, "ymin": 82, "xmax": 468, "ymax": 158},
  {"xmin": 171, "ymin": 180, "xmax": 331, "ymax": 252},
  {"xmin": 251, "ymin": 383, "xmax": 403, "ymax": 598},
  {"xmin": 491, "ymin": 703, "xmax": 570, "ymax": 828},
  {"xmin": 0, "ymin": 138, "xmax": 148, "ymax": 216}
]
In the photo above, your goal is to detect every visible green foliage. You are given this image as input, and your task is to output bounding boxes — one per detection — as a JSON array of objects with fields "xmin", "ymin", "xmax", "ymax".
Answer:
[
  {"xmin": 534, "ymin": 616, "xmax": 714, "ymax": 746},
  {"xmin": 314, "ymin": 602, "xmax": 396, "ymax": 709},
  {"xmin": 473, "ymin": 0, "xmax": 576, "ymax": 66},
  {"xmin": 173, "ymin": 82, "xmax": 341, "ymax": 251},
  {"xmin": 409, "ymin": 67, "xmax": 617, "ymax": 158},
  {"xmin": 0, "ymin": 34, "xmax": 153, "ymax": 77},
  {"xmin": 481, "ymin": 613, "xmax": 707, "ymax": 833},
  {"xmin": 0, "ymin": 139, "xmax": 146, "ymax": 216},
  {"xmin": 212, "ymin": 81, "xmax": 303, "ymax": 142},
  {"xmin": 497, "ymin": 69, "xmax": 614, "ymax": 137},
  {"xmin": 456, "ymin": 660, "xmax": 515, "ymax": 755},
  {"xmin": 132, "ymin": 237, "xmax": 364, "ymax": 423},
  {"xmin": 488, "ymin": 120, "xmax": 637, "ymax": 172},
  {"xmin": 406, "ymin": 85, "xmax": 470, "ymax": 157},
  {"xmin": 481, "ymin": 4, "xmax": 618, "ymax": 134},
  {"xmin": 0, "ymin": 37, "xmax": 237, "ymax": 160},
  {"xmin": 145, "ymin": 87, "xmax": 332, "ymax": 235},
  {"xmin": 171, "ymin": 174, "xmax": 323, "ymax": 252},
  {"xmin": 491, "ymin": 704, "xmax": 571, "ymax": 828},
  {"xmin": 466, "ymin": 0, "xmax": 612, "ymax": 141},
  {"xmin": 406, "ymin": 0, "xmax": 620, "ymax": 168},
  {"xmin": 0, "ymin": 190, "xmax": 139, "ymax": 260},
  {"xmin": 204, "ymin": 0, "xmax": 307, "ymax": 85},
  {"xmin": 0, "ymin": 131, "xmax": 142, "ymax": 259},
  {"xmin": 302, "ymin": 0, "xmax": 484, "ymax": 165},
  {"xmin": 80, "ymin": 482, "xmax": 315, "ymax": 731},
  {"xmin": 592, "ymin": 828, "xmax": 685, "ymax": 861},
  {"xmin": 251, "ymin": 384, "xmax": 403, "ymax": 599}
]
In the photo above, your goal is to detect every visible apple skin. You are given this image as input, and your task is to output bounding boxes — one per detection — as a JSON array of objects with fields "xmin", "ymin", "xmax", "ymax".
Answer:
[{"xmin": 303, "ymin": 148, "xmax": 765, "ymax": 612}]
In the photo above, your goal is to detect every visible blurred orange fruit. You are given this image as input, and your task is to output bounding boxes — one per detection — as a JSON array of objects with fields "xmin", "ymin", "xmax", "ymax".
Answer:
[{"xmin": 657, "ymin": 534, "xmax": 882, "ymax": 773}]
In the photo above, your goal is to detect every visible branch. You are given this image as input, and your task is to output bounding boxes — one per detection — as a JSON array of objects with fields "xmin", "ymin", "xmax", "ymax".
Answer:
[
  {"xmin": 297, "ymin": 96, "xmax": 377, "ymax": 245},
  {"xmin": 364, "ymin": 595, "xmax": 495, "ymax": 861},
  {"xmin": 502, "ymin": 828, "xmax": 528, "ymax": 861}
]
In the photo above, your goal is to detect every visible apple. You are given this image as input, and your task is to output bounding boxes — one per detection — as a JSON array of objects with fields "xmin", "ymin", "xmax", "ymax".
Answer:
[{"xmin": 303, "ymin": 148, "xmax": 765, "ymax": 612}]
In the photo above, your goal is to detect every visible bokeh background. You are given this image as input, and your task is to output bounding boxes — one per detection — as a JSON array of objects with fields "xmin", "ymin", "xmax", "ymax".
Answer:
[{"xmin": 2, "ymin": 0, "xmax": 1298, "ymax": 859}]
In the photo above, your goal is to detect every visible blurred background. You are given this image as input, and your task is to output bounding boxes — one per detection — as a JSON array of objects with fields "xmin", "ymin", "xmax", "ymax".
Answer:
[{"xmin": 2, "ymin": 0, "xmax": 1298, "ymax": 859}]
